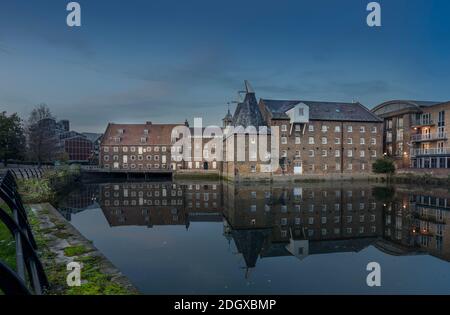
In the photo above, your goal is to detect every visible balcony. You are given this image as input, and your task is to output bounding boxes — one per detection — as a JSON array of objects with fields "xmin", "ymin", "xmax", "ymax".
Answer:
[
  {"xmin": 411, "ymin": 133, "xmax": 448, "ymax": 142},
  {"xmin": 411, "ymin": 119, "xmax": 435, "ymax": 127},
  {"xmin": 411, "ymin": 147, "xmax": 450, "ymax": 157}
]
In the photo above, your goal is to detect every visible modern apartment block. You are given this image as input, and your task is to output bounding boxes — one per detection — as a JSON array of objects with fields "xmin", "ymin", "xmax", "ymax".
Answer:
[
  {"xmin": 222, "ymin": 81, "xmax": 384, "ymax": 179},
  {"xmin": 372, "ymin": 100, "xmax": 450, "ymax": 170}
]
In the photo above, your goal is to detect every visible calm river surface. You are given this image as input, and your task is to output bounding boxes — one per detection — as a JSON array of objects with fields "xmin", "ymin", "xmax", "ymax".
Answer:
[{"xmin": 58, "ymin": 180, "xmax": 450, "ymax": 294}]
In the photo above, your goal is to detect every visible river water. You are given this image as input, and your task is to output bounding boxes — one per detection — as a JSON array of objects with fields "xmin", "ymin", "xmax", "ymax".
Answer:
[{"xmin": 57, "ymin": 180, "xmax": 450, "ymax": 294}]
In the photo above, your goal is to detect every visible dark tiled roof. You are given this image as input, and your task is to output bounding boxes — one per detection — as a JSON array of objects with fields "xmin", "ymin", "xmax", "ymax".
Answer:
[
  {"xmin": 261, "ymin": 99, "xmax": 382, "ymax": 122},
  {"xmin": 232, "ymin": 91, "xmax": 267, "ymax": 128},
  {"xmin": 101, "ymin": 122, "xmax": 181, "ymax": 146}
]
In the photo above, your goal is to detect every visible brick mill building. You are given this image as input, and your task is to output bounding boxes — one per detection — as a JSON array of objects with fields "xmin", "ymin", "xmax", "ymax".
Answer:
[
  {"xmin": 100, "ymin": 122, "xmax": 180, "ymax": 171},
  {"xmin": 222, "ymin": 81, "xmax": 384, "ymax": 179},
  {"xmin": 372, "ymin": 100, "xmax": 450, "ymax": 171}
]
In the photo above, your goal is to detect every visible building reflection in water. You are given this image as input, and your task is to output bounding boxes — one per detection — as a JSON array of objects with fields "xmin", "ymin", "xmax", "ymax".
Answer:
[{"xmin": 59, "ymin": 180, "xmax": 450, "ymax": 277}]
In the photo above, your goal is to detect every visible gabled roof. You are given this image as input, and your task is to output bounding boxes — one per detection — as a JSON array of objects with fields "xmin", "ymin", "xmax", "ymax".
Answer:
[
  {"xmin": 101, "ymin": 122, "xmax": 182, "ymax": 146},
  {"xmin": 260, "ymin": 99, "xmax": 382, "ymax": 122},
  {"xmin": 82, "ymin": 132, "xmax": 103, "ymax": 143}
]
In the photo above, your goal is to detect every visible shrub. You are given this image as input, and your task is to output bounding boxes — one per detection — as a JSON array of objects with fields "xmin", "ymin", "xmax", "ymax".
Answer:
[{"xmin": 372, "ymin": 157, "xmax": 396, "ymax": 174}]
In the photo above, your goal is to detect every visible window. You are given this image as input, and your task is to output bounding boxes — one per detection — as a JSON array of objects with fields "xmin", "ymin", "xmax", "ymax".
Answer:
[
  {"xmin": 335, "ymin": 138, "xmax": 340, "ymax": 144},
  {"xmin": 347, "ymin": 138, "xmax": 353, "ymax": 144},
  {"xmin": 281, "ymin": 125, "xmax": 287, "ymax": 132},
  {"xmin": 295, "ymin": 124, "xmax": 301, "ymax": 131},
  {"xmin": 322, "ymin": 150, "xmax": 327, "ymax": 157},
  {"xmin": 360, "ymin": 126, "xmax": 365, "ymax": 133},
  {"xmin": 130, "ymin": 147, "xmax": 136, "ymax": 152},
  {"xmin": 361, "ymin": 163, "xmax": 366, "ymax": 170},
  {"xmin": 298, "ymin": 108, "xmax": 304, "ymax": 116},
  {"xmin": 113, "ymin": 146, "xmax": 119, "ymax": 152},
  {"xmin": 347, "ymin": 126, "xmax": 353, "ymax": 133},
  {"xmin": 348, "ymin": 163, "xmax": 353, "ymax": 170},
  {"xmin": 371, "ymin": 126, "xmax": 377, "ymax": 133},
  {"xmin": 251, "ymin": 165, "xmax": 256, "ymax": 173},
  {"xmin": 335, "ymin": 126, "xmax": 341, "ymax": 133},
  {"xmin": 322, "ymin": 137, "xmax": 327, "ymax": 144},
  {"xmin": 322, "ymin": 125, "xmax": 328, "ymax": 133},
  {"xmin": 371, "ymin": 138, "xmax": 376, "ymax": 145},
  {"xmin": 162, "ymin": 147, "xmax": 167, "ymax": 152},
  {"xmin": 140, "ymin": 137, "xmax": 147, "ymax": 143},
  {"xmin": 295, "ymin": 137, "xmax": 301, "ymax": 144},
  {"xmin": 360, "ymin": 138, "xmax": 365, "ymax": 145},
  {"xmin": 309, "ymin": 150, "xmax": 315, "ymax": 157},
  {"xmin": 335, "ymin": 150, "xmax": 341, "ymax": 157},
  {"xmin": 282, "ymin": 150, "xmax": 287, "ymax": 158},
  {"xmin": 281, "ymin": 137, "xmax": 287, "ymax": 144},
  {"xmin": 104, "ymin": 155, "xmax": 109, "ymax": 161},
  {"xmin": 103, "ymin": 147, "xmax": 109, "ymax": 153},
  {"xmin": 371, "ymin": 150, "xmax": 377, "ymax": 158},
  {"xmin": 309, "ymin": 125, "xmax": 314, "ymax": 132},
  {"xmin": 147, "ymin": 155, "xmax": 152, "ymax": 160},
  {"xmin": 309, "ymin": 137, "xmax": 315, "ymax": 144},
  {"xmin": 348, "ymin": 150, "xmax": 353, "ymax": 157},
  {"xmin": 295, "ymin": 150, "xmax": 301, "ymax": 158},
  {"xmin": 336, "ymin": 163, "xmax": 341, "ymax": 170},
  {"xmin": 123, "ymin": 146, "xmax": 128, "ymax": 152},
  {"xmin": 360, "ymin": 150, "xmax": 365, "ymax": 158}
]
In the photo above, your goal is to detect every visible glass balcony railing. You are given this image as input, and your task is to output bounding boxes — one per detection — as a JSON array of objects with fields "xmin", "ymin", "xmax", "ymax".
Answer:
[
  {"xmin": 411, "ymin": 147, "xmax": 450, "ymax": 157},
  {"xmin": 411, "ymin": 133, "xmax": 448, "ymax": 142}
]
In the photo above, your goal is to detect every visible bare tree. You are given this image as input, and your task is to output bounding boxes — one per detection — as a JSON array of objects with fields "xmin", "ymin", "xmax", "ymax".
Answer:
[{"xmin": 26, "ymin": 104, "xmax": 58, "ymax": 166}]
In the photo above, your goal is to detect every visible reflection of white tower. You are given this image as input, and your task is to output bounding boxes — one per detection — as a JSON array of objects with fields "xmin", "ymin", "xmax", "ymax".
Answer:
[
  {"xmin": 285, "ymin": 229, "xmax": 309, "ymax": 261},
  {"xmin": 223, "ymin": 219, "xmax": 232, "ymax": 248}
]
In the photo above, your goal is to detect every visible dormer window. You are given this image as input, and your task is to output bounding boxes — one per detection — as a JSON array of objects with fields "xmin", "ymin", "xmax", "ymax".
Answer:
[
  {"xmin": 118, "ymin": 129, "xmax": 125, "ymax": 134},
  {"xmin": 114, "ymin": 137, "xmax": 121, "ymax": 143},
  {"xmin": 140, "ymin": 137, "xmax": 147, "ymax": 143},
  {"xmin": 144, "ymin": 129, "xmax": 149, "ymax": 135}
]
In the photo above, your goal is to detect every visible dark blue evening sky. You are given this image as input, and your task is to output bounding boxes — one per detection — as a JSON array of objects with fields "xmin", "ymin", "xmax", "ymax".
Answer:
[{"xmin": 0, "ymin": 0, "xmax": 449, "ymax": 132}]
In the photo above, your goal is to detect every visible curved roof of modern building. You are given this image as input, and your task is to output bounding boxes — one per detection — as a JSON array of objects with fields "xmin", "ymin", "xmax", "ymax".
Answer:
[{"xmin": 371, "ymin": 100, "xmax": 446, "ymax": 117}]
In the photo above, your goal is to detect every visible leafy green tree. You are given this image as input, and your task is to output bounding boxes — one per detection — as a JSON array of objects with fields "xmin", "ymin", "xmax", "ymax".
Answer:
[
  {"xmin": 372, "ymin": 157, "xmax": 396, "ymax": 174},
  {"xmin": 0, "ymin": 111, "xmax": 26, "ymax": 166}
]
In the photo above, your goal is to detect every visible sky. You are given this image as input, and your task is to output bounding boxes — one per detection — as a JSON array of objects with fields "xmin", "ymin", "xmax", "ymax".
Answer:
[{"xmin": 0, "ymin": 0, "xmax": 449, "ymax": 132}]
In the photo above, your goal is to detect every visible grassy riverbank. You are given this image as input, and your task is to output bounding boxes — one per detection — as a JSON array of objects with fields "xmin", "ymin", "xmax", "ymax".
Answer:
[
  {"xmin": 28, "ymin": 203, "xmax": 138, "ymax": 295},
  {"xmin": 18, "ymin": 165, "xmax": 81, "ymax": 204},
  {"xmin": 0, "ymin": 202, "xmax": 15, "ymax": 272}
]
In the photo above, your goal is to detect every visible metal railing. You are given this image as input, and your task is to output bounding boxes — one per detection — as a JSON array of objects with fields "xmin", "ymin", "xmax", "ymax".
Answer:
[
  {"xmin": 411, "ymin": 147, "xmax": 450, "ymax": 157},
  {"xmin": 0, "ymin": 171, "xmax": 49, "ymax": 295},
  {"xmin": 411, "ymin": 133, "xmax": 448, "ymax": 142},
  {"xmin": 7, "ymin": 167, "xmax": 46, "ymax": 180},
  {"xmin": 411, "ymin": 118, "xmax": 435, "ymax": 126}
]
